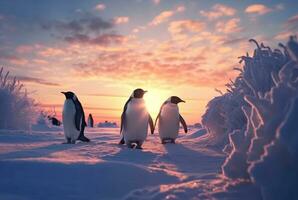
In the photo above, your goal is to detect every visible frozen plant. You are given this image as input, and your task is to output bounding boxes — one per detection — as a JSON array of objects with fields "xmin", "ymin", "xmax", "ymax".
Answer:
[{"xmin": 0, "ymin": 67, "xmax": 37, "ymax": 130}]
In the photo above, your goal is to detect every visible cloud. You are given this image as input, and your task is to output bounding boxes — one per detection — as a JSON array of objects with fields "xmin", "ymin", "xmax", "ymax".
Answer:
[
  {"xmin": 64, "ymin": 33, "xmax": 126, "ymax": 46},
  {"xmin": 221, "ymin": 37, "xmax": 247, "ymax": 45},
  {"xmin": 86, "ymin": 93, "xmax": 128, "ymax": 98},
  {"xmin": 276, "ymin": 13, "xmax": 298, "ymax": 39},
  {"xmin": 216, "ymin": 18, "xmax": 242, "ymax": 34},
  {"xmin": 15, "ymin": 76, "xmax": 60, "ymax": 86},
  {"xmin": 41, "ymin": 13, "xmax": 125, "ymax": 46},
  {"xmin": 274, "ymin": 31, "xmax": 294, "ymax": 41},
  {"xmin": 245, "ymin": 4, "xmax": 272, "ymax": 15},
  {"xmin": 153, "ymin": 0, "xmax": 161, "ymax": 5},
  {"xmin": 94, "ymin": 4, "xmax": 106, "ymax": 11},
  {"xmin": 41, "ymin": 14, "xmax": 113, "ymax": 34},
  {"xmin": 176, "ymin": 6, "xmax": 186, "ymax": 13},
  {"xmin": 168, "ymin": 20, "xmax": 205, "ymax": 35},
  {"xmin": 0, "ymin": 53, "xmax": 28, "ymax": 65},
  {"xmin": 150, "ymin": 10, "xmax": 174, "ymax": 26},
  {"xmin": 114, "ymin": 16, "xmax": 129, "ymax": 24},
  {"xmin": 200, "ymin": 4, "xmax": 236, "ymax": 20},
  {"xmin": 149, "ymin": 6, "xmax": 185, "ymax": 26},
  {"xmin": 285, "ymin": 13, "xmax": 298, "ymax": 31},
  {"xmin": 38, "ymin": 47, "xmax": 66, "ymax": 57}
]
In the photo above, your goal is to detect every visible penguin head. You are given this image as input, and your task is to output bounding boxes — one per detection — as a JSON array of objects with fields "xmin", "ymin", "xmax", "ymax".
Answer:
[
  {"xmin": 131, "ymin": 88, "xmax": 147, "ymax": 98},
  {"xmin": 169, "ymin": 96, "xmax": 185, "ymax": 104},
  {"xmin": 61, "ymin": 91, "xmax": 77, "ymax": 100}
]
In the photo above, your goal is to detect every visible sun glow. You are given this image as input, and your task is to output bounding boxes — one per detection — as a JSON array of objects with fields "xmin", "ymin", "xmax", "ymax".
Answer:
[{"xmin": 144, "ymin": 88, "xmax": 169, "ymax": 119}]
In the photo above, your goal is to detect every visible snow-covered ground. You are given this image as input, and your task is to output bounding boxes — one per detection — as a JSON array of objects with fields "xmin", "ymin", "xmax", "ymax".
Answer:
[{"xmin": 0, "ymin": 127, "xmax": 226, "ymax": 200}]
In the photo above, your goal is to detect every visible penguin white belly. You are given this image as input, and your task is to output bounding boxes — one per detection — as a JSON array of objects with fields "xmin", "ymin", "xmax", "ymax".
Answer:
[
  {"xmin": 62, "ymin": 100, "xmax": 80, "ymax": 141},
  {"xmin": 158, "ymin": 104, "xmax": 180, "ymax": 139},
  {"xmin": 123, "ymin": 99, "xmax": 149, "ymax": 142}
]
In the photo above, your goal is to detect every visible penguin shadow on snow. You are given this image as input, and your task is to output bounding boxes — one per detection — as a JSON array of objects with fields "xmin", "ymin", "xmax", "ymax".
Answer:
[
  {"xmin": 161, "ymin": 141, "xmax": 224, "ymax": 175},
  {"xmin": 102, "ymin": 144, "xmax": 158, "ymax": 166},
  {"xmin": 0, "ymin": 142, "xmax": 79, "ymax": 160}
]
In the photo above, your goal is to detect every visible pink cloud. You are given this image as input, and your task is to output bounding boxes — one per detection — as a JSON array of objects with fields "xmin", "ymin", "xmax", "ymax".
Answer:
[
  {"xmin": 114, "ymin": 16, "xmax": 129, "ymax": 24},
  {"xmin": 153, "ymin": 0, "xmax": 161, "ymax": 5},
  {"xmin": 94, "ymin": 3, "xmax": 106, "ymax": 11},
  {"xmin": 200, "ymin": 4, "xmax": 236, "ymax": 20}
]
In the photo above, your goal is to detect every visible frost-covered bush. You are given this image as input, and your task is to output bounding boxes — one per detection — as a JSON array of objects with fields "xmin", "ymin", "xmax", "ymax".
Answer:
[
  {"xmin": 205, "ymin": 36, "xmax": 298, "ymax": 199},
  {"xmin": 0, "ymin": 67, "xmax": 37, "ymax": 130}
]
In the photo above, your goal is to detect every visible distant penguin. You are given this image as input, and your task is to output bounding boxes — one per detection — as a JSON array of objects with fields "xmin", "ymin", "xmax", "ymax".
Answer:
[
  {"xmin": 155, "ymin": 96, "xmax": 187, "ymax": 144},
  {"xmin": 119, "ymin": 88, "xmax": 154, "ymax": 149},
  {"xmin": 61, "ymin": 91, "xmax": 90, "ymax": 144},
  {"xmin": 48, "ymin": 116, "xmax": 61, "ymax": 126},
  {"xmin": 88, "ymin": 114, "xmax": 94, "ymax": 127}
]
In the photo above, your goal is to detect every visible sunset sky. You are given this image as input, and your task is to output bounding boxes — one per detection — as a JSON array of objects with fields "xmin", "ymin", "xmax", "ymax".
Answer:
[{"xmin": 0, "ymin": 0, "xmax": 297, "ymax": 125}]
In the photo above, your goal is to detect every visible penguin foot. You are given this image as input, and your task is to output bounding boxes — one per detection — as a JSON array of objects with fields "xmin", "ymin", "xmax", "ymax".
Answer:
[
  {"xmin": 135, "ymin": 141, "xmax": 143, "ymax": 149},
  {"xmin": 118, "ymin": 138, "xmax": 125, "ymax": 145},
  {"xmin": 78, "ymin": 135, "xmax": 90, "ymax": 142},
  {"xmin": 127, "ymin": 143, "xmax": 136, "ymax": 149},
  {"xmin": 63, "ymin": 138, "xmax": 72, "ymax": 144},
  {"xmin": 161, "ymin": 138, "xmax": 176, "ymax": 144}
]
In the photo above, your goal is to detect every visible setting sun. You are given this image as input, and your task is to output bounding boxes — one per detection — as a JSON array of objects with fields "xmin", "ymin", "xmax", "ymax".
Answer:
[{"xmin": 143, "ymin": 88, "xmax": 169, "ymax": 118}]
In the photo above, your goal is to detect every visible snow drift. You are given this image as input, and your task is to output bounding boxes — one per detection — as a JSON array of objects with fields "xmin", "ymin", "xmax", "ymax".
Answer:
[{"xmin": 0, "ymin": 67, "xmax": 37, "ymax": 130}]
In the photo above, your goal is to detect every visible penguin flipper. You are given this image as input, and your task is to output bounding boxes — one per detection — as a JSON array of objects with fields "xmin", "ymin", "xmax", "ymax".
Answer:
[
  {"xmin": 73, "ymin": 100, "xmax": 86, "ymax": 131},
  {"xmin": 154, "ymin": 102, "xmax": 166, "ymax": 128},
  {"xmin": 179, "ymin": 114, "xmax": 188, "ymax": 133},
  {"xmin": 148, "ymin": 114, "xmax": 154, "ymax": 134},
  {"xmin": 120, "ymin": 97, "xmax": 131, "ymax": 134}
]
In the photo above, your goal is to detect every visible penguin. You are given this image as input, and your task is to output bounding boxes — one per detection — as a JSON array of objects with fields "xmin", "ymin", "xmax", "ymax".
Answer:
[
  {"xmin": 61, "ymin": 91, "xmax": 90, "ymax": 144},
  {"xmin": 155, "ymin": 96, "xmax": 187, "ymax": 144},
  {"xmin": 88, "ymin": 113, "xmax": 94, "ymax": 127},
  {"xmin": 47, "ymin": 116, "xmax": 61, "ymax": 126},
  {"xmin": 119, "ymin": 88, "xmax": 154, "ymax": 149}
]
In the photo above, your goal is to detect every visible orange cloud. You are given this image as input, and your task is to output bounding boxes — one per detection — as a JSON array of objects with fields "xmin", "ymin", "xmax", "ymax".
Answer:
[
  {"xmin": 149, "ymin": 6, "xmax": 185, "ymax": 26},
  {"xmin": 245, "ymin": 4, "xmax": 272, "ymax": 15},
  {"xmin": 200, "ymin": 4, "xmax": 236, "ymax": 20},
  {"xmin": 150, "ymin": 10, "xmax": 174, "ymax": 26},
  {"xmin": 216, "ymin": 18, "xmax": 242, "ymax": 34},
  {"xmin": 168, "ymin": 20, "xmax": 205, "ymax": 35}
]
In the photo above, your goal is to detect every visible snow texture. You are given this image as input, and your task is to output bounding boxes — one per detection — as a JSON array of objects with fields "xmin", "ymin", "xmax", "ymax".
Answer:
[{"xmin": 0, "ymin": 127, "xmax": 226, "ymax": 200}]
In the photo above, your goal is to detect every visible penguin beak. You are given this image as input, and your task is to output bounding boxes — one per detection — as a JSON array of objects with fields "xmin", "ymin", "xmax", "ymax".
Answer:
[
  {"xmin": 180, "ymin": 99, "xmax": 186, "ymax": 103},
  {"xmin": 61, "ymin": 92, "xmax": 66, "ymax": 95}
]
